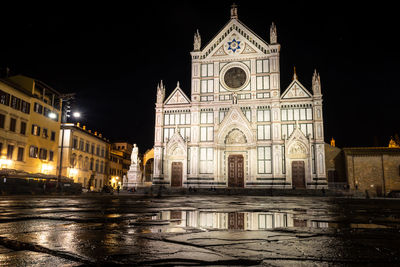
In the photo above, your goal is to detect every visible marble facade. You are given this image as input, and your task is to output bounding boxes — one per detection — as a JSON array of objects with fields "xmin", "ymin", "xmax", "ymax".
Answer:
[{"xmin": 153, "ymin": 5, "xmax": 326, "ymax": 189}]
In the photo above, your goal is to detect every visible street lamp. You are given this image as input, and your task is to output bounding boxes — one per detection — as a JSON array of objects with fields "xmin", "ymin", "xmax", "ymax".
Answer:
[
  {"xmin": 69, "ymin": 167, "xmax": 78, "ymax": 178},
  {"xmin": 41, "ymin": 163, "xmax": 53, "ymax": 174},
  {"xmin": 48, "ymin": 112, "xmax": 57, "ymax": 119},
  {"xmin": 0, "ymin": 156, "xmax": 12, "ymax": 169}
]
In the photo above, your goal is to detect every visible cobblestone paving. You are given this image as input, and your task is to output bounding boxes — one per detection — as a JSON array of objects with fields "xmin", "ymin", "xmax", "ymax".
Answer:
[{"xmin": 0, "ymin": 195, "xmax": 399, "ymax": 266}]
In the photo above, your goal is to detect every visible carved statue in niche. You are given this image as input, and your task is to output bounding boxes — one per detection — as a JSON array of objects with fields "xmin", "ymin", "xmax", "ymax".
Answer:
[
  {"xmin": 289, "ymin": 142, "xmax": 306, "ymax": 155},
  {"xmin": 225, "ymin": 128, "xmax": 247, "ymax": 144}
]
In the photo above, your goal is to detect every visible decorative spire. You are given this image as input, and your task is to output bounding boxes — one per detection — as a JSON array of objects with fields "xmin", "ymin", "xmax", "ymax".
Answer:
[
  {"xmin": 230, "ymin": 3, "xmax": 238, "ymax": 19},
  {"xmin": 330, "ymin": 137, "xmax": 336, "ymax": 147},
  {"xmin": 270, "ymin": 22, "xmax": 277, "ymax": 44},
  {"xmin": 176, "ymin": 81, "xmax": 180, "ymax": 88},
  {"xmin": 156, "ymin": 80, "xmax": 165, "ymax": 104},
  {"xmin": 312, "ymin": 69, "xmax": 321, "ymax": 95},
  {"xmin": 193, "ymin": 29, "xmax": 201, "ymax": 51},
  {"xmin": 292, "ymin": 66, "xmax": 298, "ymax": 80},
  {"xmin": 389, "ymin": 136, "xmax": 400, "ymax": 148}
]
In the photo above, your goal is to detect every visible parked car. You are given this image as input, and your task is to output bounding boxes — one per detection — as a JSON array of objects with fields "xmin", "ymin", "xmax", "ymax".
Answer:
[{"xmin": 387, "ymin": 190, "xmax": 400, "ymax": 198}]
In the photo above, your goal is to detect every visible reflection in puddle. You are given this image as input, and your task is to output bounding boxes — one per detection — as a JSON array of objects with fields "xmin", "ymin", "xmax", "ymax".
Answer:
[
  {"xmin": 135, "ymin": 210, "xmax": 329, "ymax": 232},
  {"xmin": 134, "ymin": 210, "xmax": 395, "ymax": 232}
]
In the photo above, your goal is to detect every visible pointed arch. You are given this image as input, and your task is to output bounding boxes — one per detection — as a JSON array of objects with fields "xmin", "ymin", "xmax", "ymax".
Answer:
[{"xmin": 225, "ymin": 128, "xmax": 247, "ymax": 144}]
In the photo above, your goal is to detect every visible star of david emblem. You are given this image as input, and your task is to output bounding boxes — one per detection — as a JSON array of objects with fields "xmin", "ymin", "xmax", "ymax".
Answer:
[{"xmin": 227, "ymin": 39, "xmax": 241, "ymax": 53}]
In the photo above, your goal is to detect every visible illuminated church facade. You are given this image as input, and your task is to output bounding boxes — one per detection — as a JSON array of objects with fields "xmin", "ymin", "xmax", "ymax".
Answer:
[{"xmin": 153, "ymin": 5, "xmax": 326, "ymax": 189}]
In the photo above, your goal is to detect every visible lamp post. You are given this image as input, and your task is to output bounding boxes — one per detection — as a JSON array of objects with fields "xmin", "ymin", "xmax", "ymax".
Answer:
[{"xmin": 57, "ymin": 93, "xmax": 79, "ymax": 190}]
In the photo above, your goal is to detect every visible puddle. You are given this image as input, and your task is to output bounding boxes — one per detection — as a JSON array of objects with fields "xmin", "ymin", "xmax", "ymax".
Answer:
[{"xmin": 130, "ymin": 210, "xmax": 398, "ymax": 232}]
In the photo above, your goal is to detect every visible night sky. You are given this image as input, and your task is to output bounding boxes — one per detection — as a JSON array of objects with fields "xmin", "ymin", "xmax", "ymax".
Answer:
[{"xmin": 1, "ymin": 2, "xmax": 398, "ymax": 150}]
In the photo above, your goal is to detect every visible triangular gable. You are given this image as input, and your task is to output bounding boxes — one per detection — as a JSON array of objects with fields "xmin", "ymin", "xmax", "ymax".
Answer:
[
  {"xmin": 217, "ymin": 106, "xmax": 255, "ymax": 144},
  {"xmin": 286, "ymin": 125, "xmax": 310, "ymax": 155},
  {"xmin": 164, "ymin": 86, "xmax": 191, "ymax": 105},
  {"xmin": 201, "ymin": 19, "xmax": 271, "ymax": 59},
  {"xmin": 167, "ymin": 128, "xmax": 186, "ymax": 149},
  {"xmin": 287, "ymin": 123, "xmax": 309, "ymax": 142},
  {"xmin": 281, "ymin": 80, "xmax": 313, "ymax": 99},
  {"xmin": 166, "ymin": 129, "xmax": 187, "ymax": 157}
]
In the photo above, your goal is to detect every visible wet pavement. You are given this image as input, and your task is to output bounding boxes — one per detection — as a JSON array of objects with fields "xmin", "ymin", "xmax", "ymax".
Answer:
[{"xmin": 0, "ymin": 195, "xmax": 399, "ymax": 266}]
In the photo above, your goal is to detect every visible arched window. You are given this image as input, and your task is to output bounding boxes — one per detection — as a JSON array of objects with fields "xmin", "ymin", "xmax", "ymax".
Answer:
[
  {"xmin": 84, "ymin": 157, "xmax": 89, "ymax": 171},
  {"xmin": 78, "ymin": 155, "xmax": 83, "ymax": 169}
]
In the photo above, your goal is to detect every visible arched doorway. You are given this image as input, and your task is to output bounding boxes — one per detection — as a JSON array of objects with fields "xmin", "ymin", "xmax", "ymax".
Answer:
[
  {"xmin": 225, "ymin": 128, "xmax": 247, "ymax": 188},
  {"xmin": 144, "ymin": 158, "xmax": 154, "ymax": 182},
  {"xmin": 288, "ymin": 141, "xmax": 308, "ymax": 189},
  {"xmin": 142, "ymin": 148, "xmax": 154, "ymax": 186}
]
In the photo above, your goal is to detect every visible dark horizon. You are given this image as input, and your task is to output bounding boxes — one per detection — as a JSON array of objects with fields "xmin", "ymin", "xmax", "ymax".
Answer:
[{"xmin": 1, "ymin": 1, "xmax": 398, "ymax": 150}]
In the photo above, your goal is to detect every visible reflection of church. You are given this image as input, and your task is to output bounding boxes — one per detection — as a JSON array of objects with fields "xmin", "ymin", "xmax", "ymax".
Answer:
[
  {"xmin": 155, "ymin": 210, "xmax": 329, "ymax": 231},
  {"xmin": 153, "ymin": 5, "xmax": 326, "ymax": 189}
]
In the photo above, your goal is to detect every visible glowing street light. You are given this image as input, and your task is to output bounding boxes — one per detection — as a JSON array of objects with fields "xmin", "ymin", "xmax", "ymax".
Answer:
[
  {"xmin": 73, "ymin": 112, "xmax": 81, "ymax": 118},
  {"xmin": 48, "ymin": 112, "xmax": 57, "ymax": 119},
  {"xmin": 41, "ymin": 164, "xmax": 54, "ymax": 174},
  {"xmin": 69, "ymin": 168, "xmax": 78, "ymax": 178},
  {"xmin": 0, "ymin": 156, "xmax": 12, "ymax": 169}
]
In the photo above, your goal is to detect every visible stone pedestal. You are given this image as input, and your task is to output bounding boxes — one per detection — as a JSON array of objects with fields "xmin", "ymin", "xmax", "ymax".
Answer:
[{"xmin": 126, "ymin": 164, "xmax": 142, "ymax": 188}]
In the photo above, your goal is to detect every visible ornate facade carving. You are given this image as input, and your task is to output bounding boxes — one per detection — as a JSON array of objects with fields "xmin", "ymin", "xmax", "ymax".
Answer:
[
  {"xmin": 289, "ymin": 142, "xmax": 306, "ymax": 155},
  {"xmin": 225, "ymin": 128, "xmax": 247, "ymax": 144}
]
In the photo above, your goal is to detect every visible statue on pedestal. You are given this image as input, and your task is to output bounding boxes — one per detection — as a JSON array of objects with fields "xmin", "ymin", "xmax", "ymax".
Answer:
[
  {"xmin": 126, "ymin": 143, "xmax": 142, "ymax": 189},
  {"xmin": 131, "ymin": 144, "xmax": 138, "ymax": 165}
]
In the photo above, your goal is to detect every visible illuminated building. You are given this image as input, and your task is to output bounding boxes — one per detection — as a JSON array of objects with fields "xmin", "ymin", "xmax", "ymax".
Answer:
[
  {"xmin": 0, "ymin": 75, "xmax": 61, "ymax": 176},
  {"xmin": 109, "ymin": 142, "xmax": 132, "ymax": 189},
  {"xmin": 59, "ymin": 123, "xmax": 110, "ymax": 191},
  {"xmin": 325, "ymin": 139, "xmax": 400, "ymax": 195},
  {"xmin": 343, "ymin": 147, "xmax": 400, "ymax": 196},
  {"xmin": 153, "ymin": 5, "xmax": 326, "ymax": 188}
]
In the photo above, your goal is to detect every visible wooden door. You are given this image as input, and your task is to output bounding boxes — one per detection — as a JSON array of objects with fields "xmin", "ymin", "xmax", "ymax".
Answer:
[
  {"xmin": 170, "ymin": 211, "xmax": 182, "ymax": 220},
  {"xmin": 292, "ymin": 161, "xmax": 305, "ymax": 189},
  {"xmin": 228, "ymin": 212, "xmax": 245, "ymax": 230},
  {"xmin": 293, "ymin": 219, "xmax": 307, "ymax": 227},
  {"xmin": 375, "ymin": 185, "xmax": 383, "ymax": 197},
  {"xmin": 228, "ymin": 155, "xmax": 244, "ymax": 187},
  {"xmin": 171, "ymin": 162, "xmax": 182, "ymax": 187}
]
